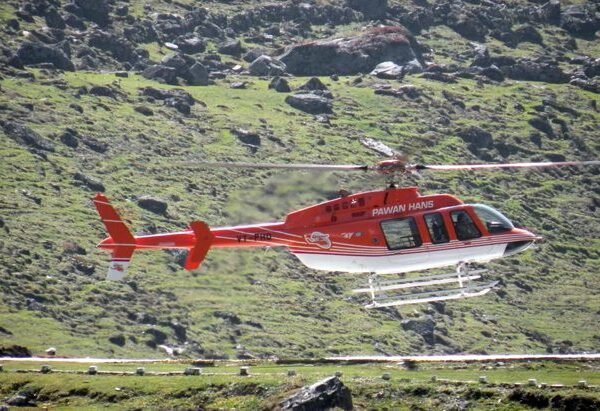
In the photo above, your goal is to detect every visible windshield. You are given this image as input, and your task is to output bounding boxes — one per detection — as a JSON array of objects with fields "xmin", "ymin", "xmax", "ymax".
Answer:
[{"xmin": 472, "ymin": 204, "xmax": 514, "ymax": 233}]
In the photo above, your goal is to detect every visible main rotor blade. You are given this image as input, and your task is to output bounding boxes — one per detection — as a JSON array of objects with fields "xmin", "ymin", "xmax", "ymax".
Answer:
[
  {"xmin": 190, "ymin": 161, "xmax": 370, "ymax": 172},
  {"xmin": 417, "ymin": 160, "xmax": 600, "ymax": 172}
]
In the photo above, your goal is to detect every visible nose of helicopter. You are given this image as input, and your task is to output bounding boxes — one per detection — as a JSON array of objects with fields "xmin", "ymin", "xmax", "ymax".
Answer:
[{"xmin": 503, "ymin": 228, "xmax": 542, "ymax": 257}]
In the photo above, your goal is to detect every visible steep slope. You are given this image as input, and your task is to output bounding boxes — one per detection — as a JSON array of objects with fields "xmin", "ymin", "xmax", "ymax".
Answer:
[{"xmin": 0, "ymin": 0, "xmax": 598, "ymax": 359}]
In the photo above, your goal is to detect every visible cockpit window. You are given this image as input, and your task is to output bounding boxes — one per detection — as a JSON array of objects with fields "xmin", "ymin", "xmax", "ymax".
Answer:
[
  {"xmin": 451, "ymin": 210, "xmax": 481, "ymax": 240},
  {"xmin": 472, "ymin": 204, "xmax": 514, "ymax": 234}
]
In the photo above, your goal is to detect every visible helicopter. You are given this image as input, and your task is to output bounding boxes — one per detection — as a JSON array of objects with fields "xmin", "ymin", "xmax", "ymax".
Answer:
[{"xmin": 93, "ymin": 139, "xmax": 599, "ymax": 308}]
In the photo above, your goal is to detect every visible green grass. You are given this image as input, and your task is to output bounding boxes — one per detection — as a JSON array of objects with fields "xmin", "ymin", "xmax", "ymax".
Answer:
[{"xmin": 0, "ymin": 360, "xmax": 598, "ymax": 409}]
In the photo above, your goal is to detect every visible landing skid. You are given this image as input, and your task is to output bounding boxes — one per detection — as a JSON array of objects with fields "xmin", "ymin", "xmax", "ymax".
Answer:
[{"xmin": 352, "ymin": 263, "xmax": 498, "ymax": 309}]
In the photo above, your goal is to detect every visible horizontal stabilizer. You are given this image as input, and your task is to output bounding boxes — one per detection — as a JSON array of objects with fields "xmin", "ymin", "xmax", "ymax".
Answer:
[{"xmin": 185, "ymin": 221, "xmax": 214, "ymax": 270}]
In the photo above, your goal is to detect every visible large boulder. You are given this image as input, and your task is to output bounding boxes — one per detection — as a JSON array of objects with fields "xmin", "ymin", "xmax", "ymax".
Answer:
[
  {"xmin": 401, "ymin": 316, "xmax": 435, "ymax": 345},
  {"xmin": 74, "ymin": 0, "xmax": 111, "ymax": 27},
  {"xmin": 560, "ymin": 4, "xmax": 600, "ymax": 38},
  {"xmin": 87, "ymin": 29, "xmax": 138, "ymax": 64},
  {"xmin": 248, "ymin": 55, "xmax": 286, "ymax": 76},
  {"xmin": 370, "ymin": 61, "xmax": 404, "ymax": 79},
  {"xmin": 2, "ymin": 121, "xmax": 55, "ymax": 152},
  {"xmin": 187, "ymin": 62, "xmax": 209, "ymax": 86},
  {"xmin": 137, "ymin": 196, "xmax": 168, "ymax": 214},
  {"xmin": 269, "ymin": 77, "xmax": 291, "ymax": 92},
  {"xmin": 278, "ymin": 26, "xmax": 420, "ymax": 76},
  {"xmin": 285, "ymin": 94, "xmax": 332, "ymax": 114},
  {"xmin": 218, "ymin": 39, "xmax": 246, "ymax": 56},
  {"xmin": 280, "ymin": 376, "xmax": 353, "ymax": 410},
  {"xmin": 500, "ymin": 59, "xmax": 569, "ymax": 83},
  {"xmin": 142, "ymin": 65, "xmax": 178, "ymax": 84},
  {"xmin": 143, "ymin": 53, "xmax": 209, "ymax": 86},
  {"xmin": 15, "ymin": 41, "xmax": 74, "ymax": 71},
  {"xmin": 457, "ymin": 126, "xmax": 494, "ymax": 150}
]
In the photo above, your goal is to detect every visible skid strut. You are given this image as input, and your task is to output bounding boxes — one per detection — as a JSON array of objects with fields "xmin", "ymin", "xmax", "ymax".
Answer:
[{"xmin": 352, "ymin": 263, "xmax": 498, "ymax": 309}]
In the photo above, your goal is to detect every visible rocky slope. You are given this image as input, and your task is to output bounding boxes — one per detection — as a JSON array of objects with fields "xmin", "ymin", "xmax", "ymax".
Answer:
[{"xmin": 0, "ymin": 0, "xmax": 599, "ymax": 360}]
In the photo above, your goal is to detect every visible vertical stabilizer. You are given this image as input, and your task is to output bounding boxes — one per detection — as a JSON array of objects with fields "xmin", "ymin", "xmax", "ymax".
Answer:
[{"xmin": 93, "ymin": 193, "xmax": 136, "ymax": 280}]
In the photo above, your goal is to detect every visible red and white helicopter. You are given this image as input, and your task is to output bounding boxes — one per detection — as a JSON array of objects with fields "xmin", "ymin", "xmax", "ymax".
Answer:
[{"xmin": 93, "ymin": 139, "xmax": 598, "ymax": 308}]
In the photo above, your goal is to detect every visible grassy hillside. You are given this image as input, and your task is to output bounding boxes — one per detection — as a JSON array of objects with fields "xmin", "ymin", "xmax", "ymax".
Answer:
[{"xmin": 1, "ymin": 0, "xmax": 599, "ymax": 363}]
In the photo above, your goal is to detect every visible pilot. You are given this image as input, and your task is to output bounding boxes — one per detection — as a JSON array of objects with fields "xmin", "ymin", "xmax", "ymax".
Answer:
[{"xmin": 455, "ymin": 212, "xmax": 479, "ymax": 240}]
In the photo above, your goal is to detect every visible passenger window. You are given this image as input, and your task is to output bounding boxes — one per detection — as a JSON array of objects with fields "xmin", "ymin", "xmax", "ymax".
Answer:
[
  {"xmin": 425, "ymin": 213, "xmax": 449, "ymax": 244},
  {"xmin": 380, "ymin": 217, "xmax": 422, "ymax": 250},
  {"xmin": 451, "ymin": 210, "xmax": 481, "ymax": 241}
]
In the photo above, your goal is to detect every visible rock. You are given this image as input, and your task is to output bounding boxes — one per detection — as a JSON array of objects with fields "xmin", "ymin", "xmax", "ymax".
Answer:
[
  {"xmin": 73, "ymin": 173, "xmax": 105, "ymax": 192},
  {"xmin": 60, "ymin": 128, "xmax": 79, "ymax": 148},
  {"xmin": 0, "ymin": 345, "xmax": 31, "ymax": 357},
  {"xmin": 514, "ymin": 24, "xmax": 544, "ymax": 45},
  {"xmin": 145, "ymin": 328, "xmax": 168, "ymax": 345},
  {"xmin": 243, "ymin": 48, "xmax": 267, "ymax": 63},
  {"xmin": 124, "ymin": 20, "xmax": 158, "ymax": 43},
  {"xmin": 346, "ymin": 0, "xmax": 387, "ymax": 19},
  {"xmin": 528, "ymin": 116, "xmax": 554, "ymax": 136},
  {"xmin": 75, "ymin": 0, "xmax": 111, "ymax": 27},
  {"xmin": 165, "ymin": 97, "xmax": 191, "ymax": 114},
  {"xmin": 370, "ymin": 61, "xmax": 404, "ymax": 79},
  {"xmin": 457, "ymin": 126, "xmax": 493, "ymax": 150},
  {"xmin": 218, "ymin": 39, "xmax": 246, "ymax": 56},
  {"xmin": 176, "ymin": 36, "xmax": 205, "ymax": 54},
  {"xmin": 135, "ymin": 105, "xmax": 154, "ymax": 116},
  {"xmin": 480, "ymin": 65, "xmax": 505, "ymax": 82},
  {"xmin": 285, "ymin": 93, "xmax": 333, "ymax": 114},
  {"xmin": 231, "ymin": 128, "xmax": 261, "ymax": 153},
  {"xmin": 583, "ymin": 59, "xmax": 600, "ymax": 78},
  {"xmin": 2, "ymin": 121, "xmax": 54, "ymax": 152},
  {"xmin": 420, "ymin": 72, "xmax": 457, "ymax": 83},
  {"xmin": 45, "ymin": 7, "xmax": 65, "ymax": 29},
  {"xmin": 115, "ymin": 5, "xmax": 128, "ymax": 16},
  {"xmin": 448, "ymin": 12, "xmax": 487, "ymax": 41},
  {"xmin": 109, "ymin": 334, "xmax": 126, "ymax": 346},
  {"xmin": 139, "ymin": 87, "xmax": 196, "ymax": 113},
  {"xmin": 561, "ymin": 5, "xmax": 600, "ymax": 38},
  {"xmin": 89, "ymin": 85, "xmax": 116, "ymax": 98},
  {"xmin": 248, "ymin": 55, "xmax": 287, "ymax": 76},
  {"xmin": 142, "ymin": 64, "xmax": 178, "ymax": 84},
  {"xmin": 280, "ymin": 376, "xmax": 353, "ymax": 410},
  {"xmin": 213, "ymin": 311, "xmax": 241, "ymax": 325},
  {"xmin": 401, "ymin": 316, "xmax": 435, "ymax": 345},
  {"xmin": 138, "ymin": 196, "xmax": 168, "ymax": 214},
  {"xmin": 80, "ymin": 135, "xmax": 108, "ymax": 153},
  {"xmin": 167, "ymin": 320, "xmax": 187, "ymax": 342},
  {"xmin": 15, "ymin": 41, "xmax": 74, "ymax": 71},
  {"xmin": 88, "ymin": 29, "xmax": 138, "ymax": 64},
  {"xmin": 570, "ymin": 78, "xmax": 600, "ymax": 94},
  {"xmin": 470, "ymin": 42, "xmax": 491, "ymax": 67},
  {"xmin": 45, "ymin": 347, "xmax": 56, "ymax": 356},
  {"xmin": 269, "ymin": 76, "xmax": 291, "ymax": 92},
  {"xmin": 7, "ymin": 389, "xmax": 37, "ymax": 406},
  {"xmin": 64, "ymin": 13, "xmax": 86, "ymax": 30},
  {"xmin": 230, "ymin": 81, "xmax": 247, "ymax": 89},
  {"xmin": 537, "ymin": 0, "xmax": 561, "ymax": 25},
  {"xmin": 298, "ymin": 77, "xmax": 329, "ymax": 92},
  {"xmin": 501, "ymin": 59, "xmax": 569, "ymax": 83},
  {"xmin": 279, "ymin": 26, "xmax": 420, "ymax": 76},
  {"xmin": 186, "ymin": 62, "xmax": 209, "ymax": 86}
]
